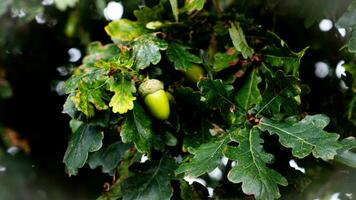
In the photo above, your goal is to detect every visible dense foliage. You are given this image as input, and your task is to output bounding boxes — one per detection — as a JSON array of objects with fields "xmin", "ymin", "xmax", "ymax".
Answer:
[
  {"xmin": 1, "ymin": 0, "xmax": 356, "ymax": 199},
  {"xmin": 59, "ymin": 0, "xmax": 356, "ymax": 199}
]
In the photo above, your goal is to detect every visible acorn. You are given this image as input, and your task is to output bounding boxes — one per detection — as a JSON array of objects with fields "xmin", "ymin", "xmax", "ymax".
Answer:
[{"xmin": 139, "ymin": 79, "xmax": 170, "ymax": 120}]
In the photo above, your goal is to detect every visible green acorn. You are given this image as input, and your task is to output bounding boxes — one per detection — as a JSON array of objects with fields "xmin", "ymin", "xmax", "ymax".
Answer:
[
  {"xmin": 185, "ymin": 64, "xmax": 206, "ymax": 83},
  {"xmin": 139, "ymin": 79, "xmax": 170, "ymax": 120}
]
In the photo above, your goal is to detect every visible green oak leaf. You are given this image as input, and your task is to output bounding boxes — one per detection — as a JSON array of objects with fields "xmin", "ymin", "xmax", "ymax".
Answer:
[
  {"xmin": 88, "ymin": 141, "xmax": 132, "ymax": 175},
  {"xmin": 263, "ymin": 47, "xmax": 308, "ymax": 77},
  {"xmin": 198, "ymin": 79, "xmax": 234, "ymax": 112},
  {"xmin": 108, "ymin": 74, "xmax": 136, "ymax": 114},
  {"xmin": 234, "ymin": 69, "xmax": 262, "ymax": 110},
  {"xmin": 224, "ymin": 128, "xmax": 288, "ymax": 200},
  {"xmin": 176, "ymin": 135, "xmax": 229, "ymax": 177},
  {"xmin": 120, "ymin": 102, "xmax": 154, "ymax": 154},
  {"xmin": 105, "ymin": 19, "xmax": 148, "ymax": 43},
  {"xmin": 82, "ymin": 42, "xmax": 120, "ymax": 67},
  {"xmin": 63, "ymin": 67, "xmax": 108, "ymax": 94},
  {"xmin": 254, "ymin": 68, "xmax": 300, "ymax": 117},
  {"xmin": 229, "ymin": 22, "xmax": 254, "ymax": 59},
  {"xmin": 183, "ymin": 0, "xmax": 205, "ymax": 13},
  {"xmin": 121, "ymin": 157, "xmax": 177, "ymax": 200},
  {"xmin": 259, "ymin": 114, "xmax": 342, "ymax": 160},
  {"xmin": 132, "ymin": 34, "xmax": 168, "ymax": 70},
  {"xmin": 71, "ymin": 80, "xmax": 109, "ymax": 117},
  {"xmin": 63, "ymin": 122, "xmax": 104, "ymax": 176},
  {"xmin": 166, "ymin": 42, "xmax": 202, "ymax": 71}
]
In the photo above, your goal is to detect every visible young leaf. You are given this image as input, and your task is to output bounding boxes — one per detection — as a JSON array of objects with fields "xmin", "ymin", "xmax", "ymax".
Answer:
[
  {"xmin": 169, "ymin": 0, "xmax": 179, "ymax": 22},
  {"xmin": 88, "ymin": 141, "xmax": 132, "ymax": 175},
  {"xmin": 259, "ymin": 114, "xmax": 342, "ymax": 160},
  {"xmin": 120, "ymin": 102, "xmax": 154, "ymax": 154},
  {"xmin": 71, "ymin": 82, "xmax": 109, "ymax": 117},
  {"xmin": 229, "ymin": 22, "xmax": 254, "ymax": 59},
  {"xmin": 198, "ymin": 79, "xmax": 234, "ymax": 112},
  {"xmin": 176, "ymin": 135, "xmax": 229, "ymax": 177},
  {"xmin": 234, "ymin": 69, "xmax": 262, "ymax": 110},
  {"xmin": 263, "ymin": 47, "xmax": 308, "ymax": 77},
  {"xmin": 132, "ymin": 34, "xmax": 168, "ymax": 70},
  {"xmin": 224, "ymin": 128, "xmax": 288, "ymax": 200},
  {"xmin": 166, "ymin": 42, "xmax": 202, "ymax": 71},
  {"xmin": 63, "ymin": 123, "xmax": 104, "ymax": 176},
  {"xmin": 121, "ymin": 157, "xmax": 177, "ymax": 200},
  {"xmin": 183, "ymin": 0, "xmax": 205, "ymax": 13},
  {"xmin": 108, "ymin": 74, "xmax": 136, "ymax": 114},
  {"xmin": 105, "ymin": 19, "xmax": 148, "ymax": 42}
]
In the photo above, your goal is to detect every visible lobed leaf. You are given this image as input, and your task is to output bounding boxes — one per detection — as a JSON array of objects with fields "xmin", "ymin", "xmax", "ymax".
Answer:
[
  {"xmin": 259, "ymin": 114, "xmax": 342, "ymax": 160},
  {"xmin": 122, "ymin": 157, "xmax": 177, "ymax": 200},
  {"xmin": 198, "ymin": 79, "xmax": 234, "ymax": 113},
  {"xmin": 166, "ymin": 42, "xmax": 202, "ymax": 71},
  {"xmin": 176, "ymin": 135, "xmax": 229, "ymax": 177},
  {"xmin": 254, "ymin": 69, "xmax": 300, "ymax": 117},
  {"xmin": 71, "ymin": 81, "xmax": 109, "ymax": 117},
  {"xmin": 88, "ymin": 141, "xmax": 132, "ymax": 175},
  {"xmin": 63, "ymin": 122, "xmax": 104, "ymax": 176},
  {"xmin": 120, "ymin": 102, "xmax": 154, "ymax": 154},
  {"xmin": 224, "ymin": 128, "xmax": 288, "ymax": 200},
  {"xmin": 263, "ymin": 46, "xmax": 308, "ymax": 77},
  {"xmin": 229, "ymin": 22, "xmax": 254, "ymax": 59},
  {"xmin": 132, "ymin": 34, "xmax": 168, "ymax": 70},
  {"xmin": 108, "ymin": 74, "xmax": 136, "ymax": 114}
]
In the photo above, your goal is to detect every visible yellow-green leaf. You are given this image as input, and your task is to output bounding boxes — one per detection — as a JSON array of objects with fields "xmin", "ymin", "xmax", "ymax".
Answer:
[
  {"xmin": 109, "ymin": 74, "xmax": 136, "ymax": 114},
  {"xmin": 105, "ymin": 19, "xmax": 148, "ymax": 43}
]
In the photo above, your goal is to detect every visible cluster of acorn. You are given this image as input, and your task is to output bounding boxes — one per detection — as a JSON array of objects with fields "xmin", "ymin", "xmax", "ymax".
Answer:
[{"xmin": 139, "ymin": 64, "xmax": 205, "ymax": 120}]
